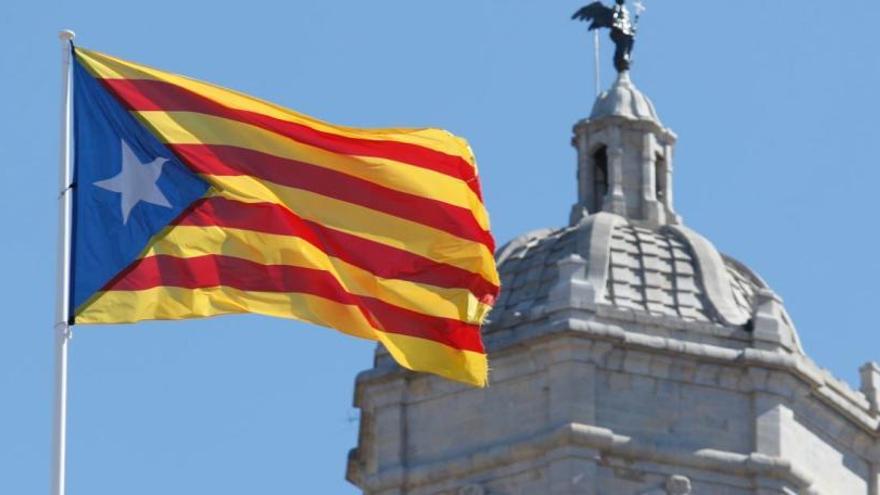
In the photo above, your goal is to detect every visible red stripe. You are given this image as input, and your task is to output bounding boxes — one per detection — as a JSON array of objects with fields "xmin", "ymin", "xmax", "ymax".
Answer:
[
  {"xmin": 170, "ymin": 143, "xmax": 495, "ymax": 251},
  {"xmin": 175, "ymin": 197, "xmax": 499, "ymax": 305},
  {"xmin": 101, "ymin": 78, "xmax": 484, "ymax": 200},
  {"xmin": 108, "ymin": 254, "xmax": 485, "ymax": 353}
]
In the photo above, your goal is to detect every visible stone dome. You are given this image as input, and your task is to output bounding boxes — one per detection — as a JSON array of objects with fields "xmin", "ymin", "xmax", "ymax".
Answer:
[
  {"xmin": 485, "ymin": 212, "xmax": 803, "ymax": 354},
  {"xmin": 590, "ymin": 71, "xmax": 661, "ymax": 124},
  {"xmin": 482, "ymin": 70, "xmax": 803, "ymax": 355}
]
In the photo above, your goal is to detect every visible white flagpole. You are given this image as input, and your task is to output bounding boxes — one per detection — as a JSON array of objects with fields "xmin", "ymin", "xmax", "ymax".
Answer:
[
  {"xmin": 52, "ymin": 28, "xmax": 75, "ymax": 495},
  {"xmin": 593, "ymin": 30, "xmax": 601, "ymax": 96}
]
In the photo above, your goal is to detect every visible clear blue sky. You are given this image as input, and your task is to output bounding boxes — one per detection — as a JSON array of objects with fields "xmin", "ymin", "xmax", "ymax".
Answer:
[{"xmin": 2, "ymin": 1, "xmax": 880, "ymax": 494}]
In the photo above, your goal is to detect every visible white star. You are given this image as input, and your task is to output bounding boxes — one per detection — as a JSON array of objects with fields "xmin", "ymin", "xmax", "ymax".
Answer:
[{"xmin": 94, "ymin": 140, "xmax": 172, "ymax": 224}]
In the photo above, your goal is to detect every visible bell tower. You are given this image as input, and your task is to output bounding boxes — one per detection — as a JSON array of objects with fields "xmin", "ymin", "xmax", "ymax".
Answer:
[
  {"xmin": 570, "ymin": 72, "xmax": 679, "ymax": 227},
  {"xmin": 347, "ymin": 7, "xmax": 880, "ymax": 495}
]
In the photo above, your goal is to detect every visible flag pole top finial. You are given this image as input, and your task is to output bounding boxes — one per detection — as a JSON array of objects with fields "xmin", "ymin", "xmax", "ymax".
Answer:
[{"xmin": 59, "ymin": 30, "xmax": 75, "ymax": 41}]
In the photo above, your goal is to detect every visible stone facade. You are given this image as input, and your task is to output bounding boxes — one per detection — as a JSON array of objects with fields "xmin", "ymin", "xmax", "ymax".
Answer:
[{"xmin": 346, "ymin": 72, "xmax": 880, "ymax": 494}]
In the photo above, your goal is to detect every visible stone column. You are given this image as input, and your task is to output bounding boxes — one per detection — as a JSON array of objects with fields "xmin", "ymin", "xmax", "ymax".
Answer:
[
  {"xmin": 750, "ymin": 369, "xmax": 805, "ymax": 494},
  {"xmin": 570, "ymin": 129, "xmax": 592, "ymax": 224},
  {"xmin": 751, "ymin": 368, "xmax": 785, "ymax": 456},
  {"xmin": 578, "ymin": 133, "xmax": 591, "ymax": 213},
  {"xmin": 663, "ymin": 143, "xmax": 676, "ymax": 218},
  {"xmin": 641, "ymin": 133, "xmax": 664, "ymax": 226}
]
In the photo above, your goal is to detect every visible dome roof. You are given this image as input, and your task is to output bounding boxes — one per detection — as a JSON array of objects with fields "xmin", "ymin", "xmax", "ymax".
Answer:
[
  {"xmin": 590, "ymin": 71, "xmax": 662, "ymax": 124},
  {"xmin": 486, "ymin": 213, "xmax": 803, "ymax": 353},
  {"xmin": 484, "ymin": 71, "xmax": 801, "ymax": 354}
]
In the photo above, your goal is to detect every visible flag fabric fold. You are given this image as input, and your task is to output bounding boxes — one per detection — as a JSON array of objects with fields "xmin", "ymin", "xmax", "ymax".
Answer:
[{"xmin": 71, "ymin": 47, "xmax": 498, "ymax": 387}]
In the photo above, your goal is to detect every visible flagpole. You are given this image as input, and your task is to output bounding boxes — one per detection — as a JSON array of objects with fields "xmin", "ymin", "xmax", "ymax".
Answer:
[
  {"xmin": 52, "ymin": 28, "xmax": 75, "ymax": 495},
  {"xmin": 593, "ymin": 30, "xmax": 601, "ymax": 96}
]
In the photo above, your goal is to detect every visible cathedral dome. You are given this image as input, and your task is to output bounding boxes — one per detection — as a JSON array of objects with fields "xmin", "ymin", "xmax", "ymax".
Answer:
[
  {"xmin": 590, "ymin": 71, "xmax": 661, "ymax": 124},
  {"xmin": 484, "ymin": 70, "xmax": 803, "ymax": 354},
  {"xmin": 487, "ymin": 212, "xmax": 803, "ymax": 354}
]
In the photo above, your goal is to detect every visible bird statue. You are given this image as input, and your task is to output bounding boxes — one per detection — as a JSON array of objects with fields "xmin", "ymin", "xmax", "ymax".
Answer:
[{"xmin": 572, "ymin": 0, "xmax": 638, "ymax": 73}]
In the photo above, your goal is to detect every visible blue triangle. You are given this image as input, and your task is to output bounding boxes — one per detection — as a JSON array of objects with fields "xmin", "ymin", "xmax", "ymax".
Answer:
[{"xmin": 70, "ymin": 54, "xmax": 209, "ymax": 320}]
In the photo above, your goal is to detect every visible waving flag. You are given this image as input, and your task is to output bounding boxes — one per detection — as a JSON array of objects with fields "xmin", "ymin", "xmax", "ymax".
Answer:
[{"xmin": 70, "ymin": 47, "xmax": 498, "ymax": 387}]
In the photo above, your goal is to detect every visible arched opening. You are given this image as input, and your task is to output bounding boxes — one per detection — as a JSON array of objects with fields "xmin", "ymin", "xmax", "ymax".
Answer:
[
  {"xmin": 655, "ymin": 152, "xmax": 667, "ymax": 204},
  {"xmin": 592, "ymin": 146, "xmax": 608, "ymax": 212}
]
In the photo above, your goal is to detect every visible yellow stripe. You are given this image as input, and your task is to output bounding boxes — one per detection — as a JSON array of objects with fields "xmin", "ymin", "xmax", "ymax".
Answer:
[
  {"xmin": 76, "ymin": 286, "xmax": 377, "ymax": 336},
  {"xmin": 77, "ymin": 286, "xmax": 487, "ymax": 386},
  {"xmin": 378, "ymin": 332, "xmax": 488, "ymax": 387},
  {"xmin": 148, "ymin": 224, "xmax": 492, "ymax": 323},
  {"xmin": 134, "ymin": 110, "xmax": 490, "ymax": 230},
  {"xmin": 202, "ymin": 176, "xmax": 499, "ymax": 286},
  {"xmin": 75, "ymin": 48, "xmax": 477, "ymax": 168}
]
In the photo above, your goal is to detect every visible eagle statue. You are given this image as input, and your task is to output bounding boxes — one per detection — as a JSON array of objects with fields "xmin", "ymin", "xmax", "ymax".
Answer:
[{"xmin": 572, "ymin": 0, "xmax": 638, "ymax": 72}]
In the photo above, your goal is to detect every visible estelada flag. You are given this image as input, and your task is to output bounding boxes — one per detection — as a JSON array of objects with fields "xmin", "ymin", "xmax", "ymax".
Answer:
[{"xmin": 69, "ymin": 46, "xmax": 498, "ymax": 387}]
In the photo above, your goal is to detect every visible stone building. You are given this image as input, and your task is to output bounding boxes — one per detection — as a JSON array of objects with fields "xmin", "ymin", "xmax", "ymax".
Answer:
[{"xmin": 346, "ymin": 71, "xmax": 880, "ymax": 494}]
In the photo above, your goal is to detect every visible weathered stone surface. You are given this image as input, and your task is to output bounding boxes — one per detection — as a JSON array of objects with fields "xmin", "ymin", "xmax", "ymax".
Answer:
[
  {"xmin": 346, "ymin": 71, "xmax": 879, "ymax": 494},
  {"xmin": 591, "ymin": 72, "xmax": 662, "ymax": 124}
]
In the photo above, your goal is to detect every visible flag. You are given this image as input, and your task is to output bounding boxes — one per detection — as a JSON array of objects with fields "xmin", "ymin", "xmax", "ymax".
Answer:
[{"xmin": 70, "ymin": 47, "xmax": 498, "ymax": 387}]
